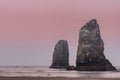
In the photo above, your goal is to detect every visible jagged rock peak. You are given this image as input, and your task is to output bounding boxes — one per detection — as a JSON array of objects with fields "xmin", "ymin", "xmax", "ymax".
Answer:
[
  {"xmin": 50, "ymin": 40, "xmax": 69, "ymax": 68},
  {"xmin": 81, "ymin": 19, "xmax": 99, "ymax": 31},
  {"xmin": 76, "ymin": 19, "xmax": 116, "ymax": 71}
]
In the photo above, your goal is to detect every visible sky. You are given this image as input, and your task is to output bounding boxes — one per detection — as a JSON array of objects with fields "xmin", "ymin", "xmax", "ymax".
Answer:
[{"xmin": 0, "ymin": 0, "xmax": 120, "ymax": 66}]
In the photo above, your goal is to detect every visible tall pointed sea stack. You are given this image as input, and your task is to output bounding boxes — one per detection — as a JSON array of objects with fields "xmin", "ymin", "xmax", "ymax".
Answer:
[
  {"xmin": 76, "ymin": 19, "xmax": 116, "ymax": 71},
  {"xmin": 50, "ymin": 40, "xmax": 69, "ymax": 68}
]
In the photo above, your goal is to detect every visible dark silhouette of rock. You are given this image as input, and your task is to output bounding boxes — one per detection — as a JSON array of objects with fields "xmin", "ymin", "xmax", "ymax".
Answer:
[
  {"xmin": 66, "ymin": 65, "xmax": 76, "ymax": 70},
  {"xmin": 50, "ymin": 40, "xmax": 69, "ymax": 68},
  {"xmin": 76, "ymin": 19, "xmax": 116, "ymax": 71}
]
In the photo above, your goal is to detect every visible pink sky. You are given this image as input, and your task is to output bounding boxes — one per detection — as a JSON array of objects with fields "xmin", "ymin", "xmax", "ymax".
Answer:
[{"xmin": 0, "ymin": 0, "xmax": 120, "ymax": 66}]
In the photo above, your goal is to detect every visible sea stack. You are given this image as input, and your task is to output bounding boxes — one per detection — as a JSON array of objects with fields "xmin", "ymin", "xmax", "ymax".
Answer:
[
  {"xmin": 50, "ymin": 40, "xmax": 69, "ymax": 68},
  {"xmin": 76, "ymin": 19, "xmax": 116, "ymax": 71}
]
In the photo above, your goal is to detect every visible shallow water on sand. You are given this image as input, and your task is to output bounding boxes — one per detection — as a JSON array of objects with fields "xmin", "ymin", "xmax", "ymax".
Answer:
[{"xmin": 0, "ymin": 66, "xmax": 120, "ymax": 78}]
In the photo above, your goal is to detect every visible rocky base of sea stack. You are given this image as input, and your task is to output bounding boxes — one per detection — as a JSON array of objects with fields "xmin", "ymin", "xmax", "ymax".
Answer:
[
  {"xmin": 76, "ymin": 59, "xmax": 116, "ymax": 71},
  {"xmin": 67, "ymin": 59, "xmax": 116, "ymax": 71},
  {"xmin": 67, "ymin": 66, "xmax": 116, "ymax": 71},
  {"xmin": 66, "ymin": 66, "xmax": 76, "ymax": 70},
  {"xmin": 50, "ymin": 65, "xmax": 69, "ymax": 69},
  {"xmin": 76, "ymin": 66, "xmax": 116, "ymax": 71}
]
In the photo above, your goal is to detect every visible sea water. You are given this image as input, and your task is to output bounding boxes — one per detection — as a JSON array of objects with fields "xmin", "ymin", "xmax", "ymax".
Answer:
[{"xmin": 0, "ymin": 66, "xmax": 120, "ymax": 78}]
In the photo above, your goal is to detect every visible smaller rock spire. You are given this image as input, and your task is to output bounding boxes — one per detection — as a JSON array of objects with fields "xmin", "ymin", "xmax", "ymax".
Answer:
[{"xmin": 50, "ymin": 40, "xmax": 69, "ymax": 68}]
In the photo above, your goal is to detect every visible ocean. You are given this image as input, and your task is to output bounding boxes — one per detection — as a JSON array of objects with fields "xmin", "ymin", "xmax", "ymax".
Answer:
[{"xmin": 0, "ymin": 66, "xmax": 120, "ymax": 78}]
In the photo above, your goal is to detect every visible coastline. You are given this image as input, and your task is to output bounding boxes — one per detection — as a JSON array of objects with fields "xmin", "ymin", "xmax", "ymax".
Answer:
[
  {"xmin": 0, "ymin": 76, "xmax": 120, "ymax": 80},
  {"xmin": 0, "ymin": 66, "xmax": 119, "ymax": 80}
]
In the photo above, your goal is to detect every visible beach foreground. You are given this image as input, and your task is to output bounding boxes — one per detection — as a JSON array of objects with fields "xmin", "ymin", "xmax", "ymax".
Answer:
[{"xmin": 0, "ymin": 77, "xmax": 120, "ymax": 80}]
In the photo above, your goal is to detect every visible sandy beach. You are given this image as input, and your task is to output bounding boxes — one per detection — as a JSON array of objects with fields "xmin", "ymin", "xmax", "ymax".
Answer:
[{"xmin": 0, "ymin": 77, "xmax": 120, "ymax": 80}]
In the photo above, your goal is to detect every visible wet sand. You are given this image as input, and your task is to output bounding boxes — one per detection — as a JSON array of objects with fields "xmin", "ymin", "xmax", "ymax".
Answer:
[{"xmin": 0, "ymin": 77, "xmax": 120, "ymax": 80}]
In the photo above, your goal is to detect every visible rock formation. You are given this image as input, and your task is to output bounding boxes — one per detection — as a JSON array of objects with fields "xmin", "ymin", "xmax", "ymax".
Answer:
[
  {"xmin": 50, "ymin": 40, "xmax": 69, "ymax": 68},
  {"xmin": 76, "ymin": 19, "xmax": 116, "ymax": 71}
]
